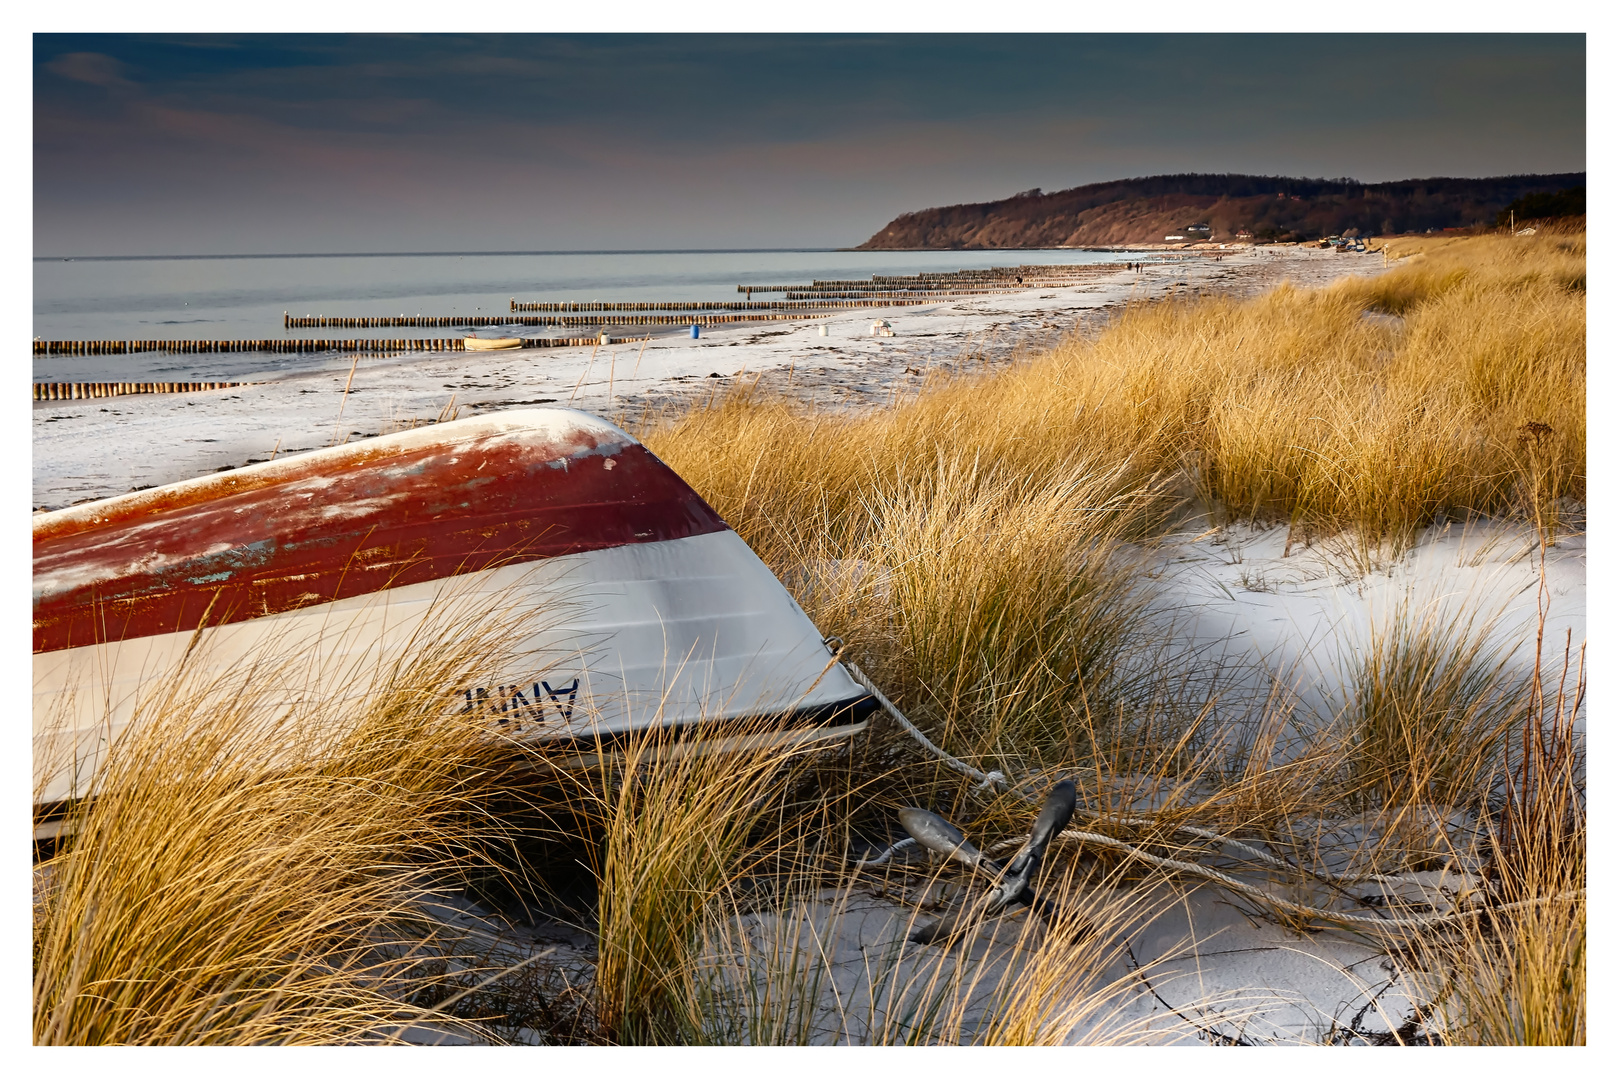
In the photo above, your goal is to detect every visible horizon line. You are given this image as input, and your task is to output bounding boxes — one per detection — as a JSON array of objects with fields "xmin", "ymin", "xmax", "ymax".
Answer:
[{"xmin": 34, "ymin": 248, "xmax": 864, "ymax": 263}]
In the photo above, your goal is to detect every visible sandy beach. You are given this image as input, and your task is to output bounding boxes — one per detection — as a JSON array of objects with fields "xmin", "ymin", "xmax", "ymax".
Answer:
[
  {"xmin": 33, "ymin": 246, "xmax": 1384, "ymax": 511},
  {"xmin": 35, "ymin": 239, "xmax": 1584, "ymax": 1045}
]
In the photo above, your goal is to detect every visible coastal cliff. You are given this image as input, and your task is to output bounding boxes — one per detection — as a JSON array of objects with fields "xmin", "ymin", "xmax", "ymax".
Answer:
[{"xmin": 857, "ymin": 172, "xmax": 1585, "ymax": 248}]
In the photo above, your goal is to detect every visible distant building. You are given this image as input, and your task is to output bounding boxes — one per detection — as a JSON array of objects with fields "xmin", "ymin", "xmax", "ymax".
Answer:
[
  {"xmin": 1165, "ymin": 235, "xmax": 1187, "ymax": 241},
  {"xmin": 1185, "ymin": 223, "xmax": 1212, "ymax": 239},
  {"xmin": 1235, "ymin": 229, "xmax": 1254, "ymax": 240}
]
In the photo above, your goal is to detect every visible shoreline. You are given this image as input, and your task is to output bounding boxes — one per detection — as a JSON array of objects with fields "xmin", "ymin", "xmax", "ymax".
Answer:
[{"xmin": 33, "ymin": 246, "xmax": 1383, "ymax": 511}]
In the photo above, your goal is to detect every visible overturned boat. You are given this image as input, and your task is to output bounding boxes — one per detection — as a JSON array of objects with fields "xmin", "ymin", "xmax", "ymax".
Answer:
[{"xmin": 33, "ymin": 408, "xmax": 875, "ymax": 811}]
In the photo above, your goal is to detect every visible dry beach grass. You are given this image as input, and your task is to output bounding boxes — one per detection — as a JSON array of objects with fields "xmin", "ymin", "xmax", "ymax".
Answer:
[
  {"xmin": 649, "ymin": 231, "xmax": 1583, "ymax": 558},
  {"xmin": 31, "ymin": 602, "xmax": 527, "ymax": 1044},
  {"xmin": 34, "ymin": 232, "xmax": 1585, "ymax": 1044}
]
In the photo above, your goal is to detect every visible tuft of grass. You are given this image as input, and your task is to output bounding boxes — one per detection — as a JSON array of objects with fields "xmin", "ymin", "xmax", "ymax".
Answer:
[
  {"xmin": 1407, "ymin": 622, "xmax": 1585, "ymax": 1045},
  {"xmin": 1431, "ymin": 883, "xmax": 1585, "ymax": 1046},
  {"xmin": 670, "ymin": 829, "xmax": 1175, "ymax": 1045},
  {"xmin": 1340, "ymin": 599, "xmax": 1531, "ymax": 815},
  {"xmin": 32, "ymin": 588, "xmax": 545, "ymax": 1045},
  {"xmin": 559, "ymin": 715, "xmax": 831, "ymax": 1044},
  {"xmin": 847, "ymin": 456, "xmax": 1157, "ymax": 770}
]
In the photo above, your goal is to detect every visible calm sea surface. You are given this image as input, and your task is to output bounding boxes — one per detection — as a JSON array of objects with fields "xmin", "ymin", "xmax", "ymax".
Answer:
[{"xmin": 34, "ymin": 249, "xmax": 1131, "ymax": 384}]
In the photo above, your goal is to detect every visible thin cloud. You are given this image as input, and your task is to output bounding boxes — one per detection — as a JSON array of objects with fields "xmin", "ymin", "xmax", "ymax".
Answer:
[{"xmin": 46, "ymin": 51, "xmax": 137, "ymax": 92}]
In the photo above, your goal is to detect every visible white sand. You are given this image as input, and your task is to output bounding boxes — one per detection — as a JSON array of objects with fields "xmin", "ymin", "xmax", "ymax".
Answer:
[{"xmin": 1142, "ymin": 516, "xmax": 1586, "ymax": 739}]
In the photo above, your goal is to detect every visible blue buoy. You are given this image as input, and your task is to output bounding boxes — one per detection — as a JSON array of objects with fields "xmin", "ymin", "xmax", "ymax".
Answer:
[{"xmin": 690, "ymin": 324, "xmax": 701, "ymax": 339}]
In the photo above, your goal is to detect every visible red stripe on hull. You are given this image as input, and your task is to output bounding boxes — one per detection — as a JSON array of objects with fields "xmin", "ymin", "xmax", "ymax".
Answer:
[{"xmin": 34, "ymin": 425, "xmax": 728, "ymax": 654}]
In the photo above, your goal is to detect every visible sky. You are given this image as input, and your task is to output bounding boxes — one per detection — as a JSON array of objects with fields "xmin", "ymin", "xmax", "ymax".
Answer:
[{"xmin": 32, "ymin": 33, "xmax": 1586, "ymax": 256}]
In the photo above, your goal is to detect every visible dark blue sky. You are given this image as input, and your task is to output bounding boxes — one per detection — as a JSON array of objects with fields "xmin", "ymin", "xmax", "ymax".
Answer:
[{"xmin": 33, "ymin": 34, "xmax": 1586, "ymax": 256}]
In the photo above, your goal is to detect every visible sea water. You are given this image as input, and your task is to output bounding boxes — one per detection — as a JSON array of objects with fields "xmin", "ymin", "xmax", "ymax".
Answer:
[{"xmin": 34, "ymin": 248, "xmax": 1130, "ymax": 385}]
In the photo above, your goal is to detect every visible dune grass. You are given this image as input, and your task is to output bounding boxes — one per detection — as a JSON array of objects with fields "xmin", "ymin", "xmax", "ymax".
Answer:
[
  {"xmin": 35, "ymin": 233, "xmax": 1584, "ymax": 1045},
  {"xmin": 1397, "ymin": 607, "xmax": 1586, "ymax": 1046},
  {"xmin": 560, "ymin": 717, "xmax": 835, "ymax": 1043},
  {"xmin": 1340, "ymin": 599, "xmax": 1532, "ymax": 814},
  {"xmin": 644, "ymin": 232, "xmax": 1583, "ymax": 557},
  {"xmin": 627, "ymin": 231, "xmax": 1584, "ymax": 1043},
  {"xmin": 31, "ymin": 591, "xmax": 547, "ymax": 1045}
]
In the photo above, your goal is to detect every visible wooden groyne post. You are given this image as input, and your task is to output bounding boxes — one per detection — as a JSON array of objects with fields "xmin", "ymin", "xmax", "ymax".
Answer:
[
  {"xmin": 33, "ymin": 338, "xmax": 471, "ymax": 357},
  {"xmin": 33, "ymin": 381, "xmax": 254, "ymax": 401}
]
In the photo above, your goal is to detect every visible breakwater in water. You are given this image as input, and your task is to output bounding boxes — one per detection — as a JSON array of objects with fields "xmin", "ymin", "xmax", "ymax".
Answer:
[
  {"xmin": 35, "ymin": 338, "xmax": 470, "ymax": 357},
  {"xmin": 740, "ymin": 285, "xmax": 1009, "ymax": 295},
  {"xmin": 510, "ymin": 298, "xmax": 935, "ymax": 313},
  {"xmin": 283, "ymin": 313, "xmax": 825, "ymax": 330},
  {"xmin": 35, "ymin": 381, "xmax": 252, "ymax": 400},
  {"xmin": 36, "ymin": 249, "xmax": 1135, "ymax": 349},
  {"xmin": 737, "ymin": 263, "xmax": 1130, "ymax": 293},
  {"xmin": 34, "ymin": 336, "xmax": 632, "ymax": 357},
  {"xmin": 282, "ymin": 299, "xmax": 957, "ymax": 325}
]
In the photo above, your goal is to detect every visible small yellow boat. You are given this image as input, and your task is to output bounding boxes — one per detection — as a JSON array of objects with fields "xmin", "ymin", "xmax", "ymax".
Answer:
[{"xmin": 464, "ymin": 336, "xmax": 523, "ymax": 351}]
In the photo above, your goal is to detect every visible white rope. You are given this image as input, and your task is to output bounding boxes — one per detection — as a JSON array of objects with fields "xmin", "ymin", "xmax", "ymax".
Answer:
[
  {"xmin": 1005, "ymin": 818, "xmax": 1443, "ymax": 892},
  {"xmin": 1041, "ymin": 828, "xmax": 1581, "ymax": 932},
  {"xmin": 852, "ymin": 836, "xmax": 915, "ymax": 868},
  {"xmin": 845, "ymin": 661, "xmax": 1013, "ymax": 793}
]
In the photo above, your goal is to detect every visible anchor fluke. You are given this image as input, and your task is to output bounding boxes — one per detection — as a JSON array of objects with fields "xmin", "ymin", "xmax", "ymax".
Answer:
[{"xmin": 899, "ymin": 807, "xmax": 991, "ymax": 871}]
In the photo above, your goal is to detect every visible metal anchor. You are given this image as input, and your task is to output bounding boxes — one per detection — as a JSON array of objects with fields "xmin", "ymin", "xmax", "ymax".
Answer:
[{"xmin": 899, "ymin": 780, "xmax": 1077, "ymax": 945}]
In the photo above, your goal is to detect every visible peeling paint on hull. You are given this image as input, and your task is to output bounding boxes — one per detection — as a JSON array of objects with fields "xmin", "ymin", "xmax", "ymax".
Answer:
[{"xmin": 33, "ymin": 409, "xmax": 873, "ymax": 804}]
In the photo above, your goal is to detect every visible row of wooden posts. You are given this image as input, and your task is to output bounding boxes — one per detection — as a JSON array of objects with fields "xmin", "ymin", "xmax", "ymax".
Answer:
[
  {"xmin": 35, "ymin": 338, "xmax": 472, "ymax": 357},
  {"xmin": 34, "ymin": 381, "xmax": 251, "ymax": 401},
  {"xmin": 777, "ymin": 280, "xmax": 1109, "ymax": 296},
  {"xmin": 33, "ymin": 336, "xmax": 634, "ymax": 373},
  {"xmin": 283, "ymin": 314, "xmax": 501, "ymax": 329},
  {"xmin": 278, "ymin": 313, "xmax": 845, "ymax": 330},
  {"xmin": 738, "ymin": 282, "xmax": 1101, "ymax": 296},
  {"xmin": 737, "ymin": 265, "xmax": 1131, "ymax": 293},
  {"xmin": 867, "ymin": 264, "xmax": 1126, "ymax": 283},
  {"xmin": 844, "ymin": 272, "xmax": 1110, "ymax": 287},
  {"xmin": 738, "ymin": 284, "xmax": 1019, "ymax": 295},
  {"xmin": 783, "ymin": 290, "xmax": 1022, "ymax": 300},
  {"xmin": 531, "ymin": 312, "xmax": 812, "ymax": 328},
  {"xmin": 510, "ymin": 298, "xmax": 938, "ymax": 313},
  {"xmin": 278, "ymin": 315, "xmax": 643, "ymax": 330},
  {"xmin": 286, "ymin": 298, "xmax": 968, "ymax": 328}
]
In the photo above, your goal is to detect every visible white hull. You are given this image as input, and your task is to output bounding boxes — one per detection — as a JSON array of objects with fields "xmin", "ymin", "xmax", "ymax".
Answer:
[{"xmin": 35, "ymin": 531, "xmax": 864, "ymax": 805}]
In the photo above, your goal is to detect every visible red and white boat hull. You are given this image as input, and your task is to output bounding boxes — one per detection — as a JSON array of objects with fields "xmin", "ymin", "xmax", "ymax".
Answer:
[{"xmin": 34, "ymin": 409, "xmax": 873, "ymax": 805}]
